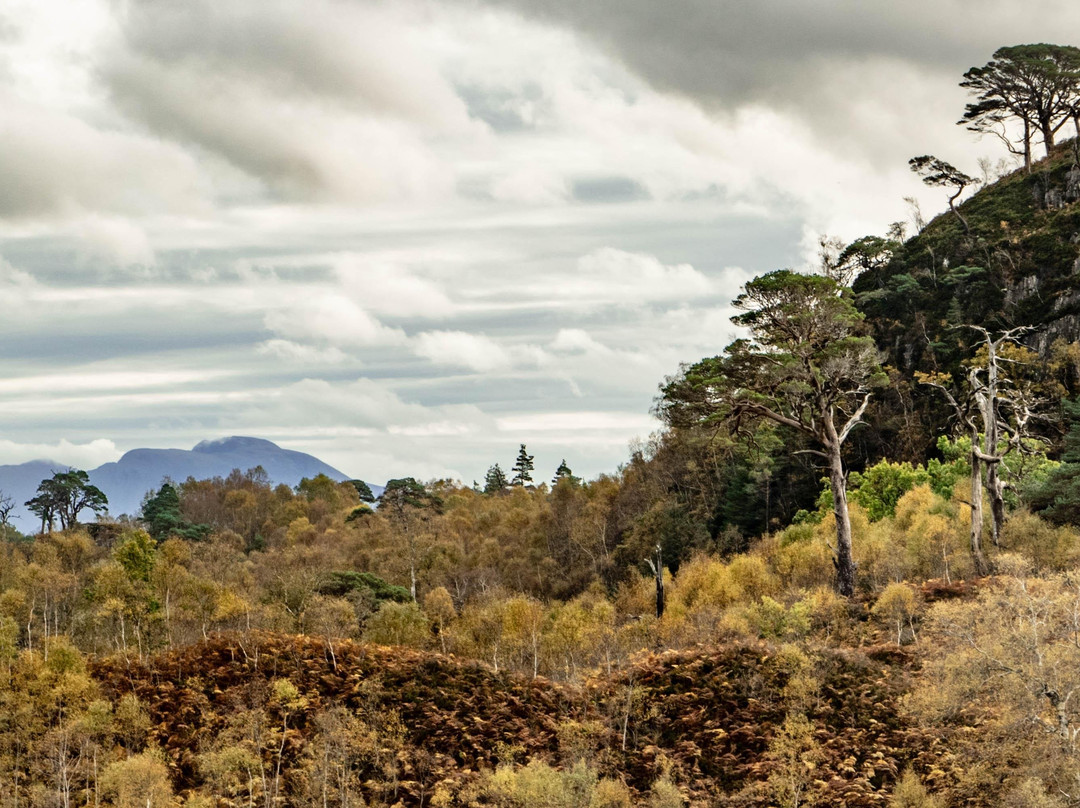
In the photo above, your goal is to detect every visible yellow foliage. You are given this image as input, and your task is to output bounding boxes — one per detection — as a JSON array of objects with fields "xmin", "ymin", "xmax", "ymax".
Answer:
[
  {"xmin": 871, "ymin": 583, "xmax": 921, "ymax": 645},
  {"xmin": 726, "ymin": 554, "xmax": 779, "ymax": 601},
  {"xmin": 1002, "ymin": 510, "xmax": 1080, "ymax": 571},
  {"xmin": 101, "ymin": 749, "xmax": 173, "ymax": 808},
  {"xmin": 480, "ymin": 759, "xmax": 598, "ymax": 808},
  {"xmin": 647, "ymin": 775, "xmax": 686, "ymax": 808},
  {"xmin": 363, "ymin": 601, "xmax": 430, "ymax": 649},
  {"xmin": 890, "ymin": 769, "xmax": 942, "ymax": 808},
  {"xmin": 590, "ymin": 778, "xmax": 633, "ymax": 808},
  {"xmin": 771, "ymin": 531, "xmax": 835, "ymax": 591},
  {"xmin": 1003, "ymin": 778, "xmax": 1066, "ymax": 808},
  {"xmin": 668, "ymin": 554, "xmax": 742, "ymax": 611}
]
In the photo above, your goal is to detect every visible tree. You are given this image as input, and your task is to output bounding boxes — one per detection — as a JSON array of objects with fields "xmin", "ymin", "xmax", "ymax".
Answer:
[
  {"xmin": 511, "ymin": 444, "xmax": 535, "ymax": 487},
  {"xmin": 1029, "ymin": 398, "xmax": 1080, "ymax": 526},
  {"xmin": 913, "ymin": 573, "xmax": 1080, "ymax": 798},
  {"xmin": 0, "ymin": 491, "xmax": 13, "ymax": 529},
  {"xmin": 141, "ymin": 482, "xmax": 209, "ymax": 542},
  {"xmin": 377, "ymin": 478, "xmax": 443, "ymax": 601},
  {"xmin": 552, "ymin": 459, "xmax": 580, "ymax": 486},
  {"xmin": 658, "ymin": 269, "xmax": 884, "ymax": 596},
  {"xmin": 484, "ymin": 463, "xmax": 509, "ymax": 494},
  {"xmin": 25, "ymin": 470, "xmax": 108, "ymax": 533},
  {"xmin": 920, "ymin": 327, "xmax": 1043, "ymax": 573},
  {"xmin": 348, "ymin": 479, "xmax": 377, "ymax": 503},
  {"xmin": 960, "ymin": 44, "xmax": 1080, "ymax": 172},
  {"xmin": 909, "ymin": 155, "xmax": 975, "ymax": 234}
]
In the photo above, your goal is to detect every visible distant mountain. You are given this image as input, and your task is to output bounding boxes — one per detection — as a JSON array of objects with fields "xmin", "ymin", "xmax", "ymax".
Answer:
[{"xmin": 0, "ymin": 436, "xmax": 379, "ymax": 534}]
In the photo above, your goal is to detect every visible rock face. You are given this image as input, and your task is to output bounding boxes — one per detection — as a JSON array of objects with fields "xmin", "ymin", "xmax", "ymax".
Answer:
[
  {"xmin": 854, "ymin": 142, "xmax": 1080, "ymax": 376},
  {"xmin": 1, "ymin": 437, "xmax": 365, "ymax": 533}
]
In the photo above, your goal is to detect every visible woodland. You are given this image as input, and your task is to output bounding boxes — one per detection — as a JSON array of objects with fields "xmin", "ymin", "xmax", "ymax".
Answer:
[{"xmin": 6, "ymin": 43, "xmax": 1080, "ymax": 808}]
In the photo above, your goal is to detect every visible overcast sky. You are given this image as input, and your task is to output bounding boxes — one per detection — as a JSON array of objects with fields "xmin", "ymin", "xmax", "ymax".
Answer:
[{"xmin": 0, "ymin": 0, "xmax": 1076, "ymax": 484}]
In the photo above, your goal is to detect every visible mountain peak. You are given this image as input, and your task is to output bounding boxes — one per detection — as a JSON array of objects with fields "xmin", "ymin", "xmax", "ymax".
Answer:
[{"xmin": 192, "ymin": 436, "xmax": 280, "ymax": 454}]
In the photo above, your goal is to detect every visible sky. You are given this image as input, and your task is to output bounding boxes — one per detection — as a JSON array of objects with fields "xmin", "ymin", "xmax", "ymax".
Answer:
[{"xmin": 0, "ymin": 0, "xmax": 1077, "ymax": 485}]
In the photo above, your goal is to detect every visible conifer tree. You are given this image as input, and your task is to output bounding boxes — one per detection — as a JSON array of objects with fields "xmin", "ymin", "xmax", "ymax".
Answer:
[
  {"xmin": 511, "ymin": 445, "xmax": 535, "ymax": 487},
  {"xmin": 552, "ymin": 459, "xmax": 576, "ymax": 485},
  {"xmin": 484, "ymin": 464, "xmax": 509, "ymax": 494},
  {"xmin": 1030, "ymin": 398, "xmax": 1080, "ymax": 525},
  {"xmin": 658, "ymin": 269, "xmax": 884, "ymax": 597}
]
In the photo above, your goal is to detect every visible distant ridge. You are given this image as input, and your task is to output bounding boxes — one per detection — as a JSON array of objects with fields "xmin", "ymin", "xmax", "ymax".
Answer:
[{"xmin": 0, "ymin": 437, "xmax": 375, "ymax": 534}]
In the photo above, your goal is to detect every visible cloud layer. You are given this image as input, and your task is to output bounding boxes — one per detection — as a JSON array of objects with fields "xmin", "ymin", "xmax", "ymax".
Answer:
[{"xmin": 0, "ymin": 0, "xmax": 1053, "ymax": 485}]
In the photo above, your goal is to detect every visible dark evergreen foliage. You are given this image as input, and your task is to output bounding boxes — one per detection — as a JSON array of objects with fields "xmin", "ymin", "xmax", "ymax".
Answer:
[
  {"xmin": 141, "ymin": 482, "xmax": 211, "ymax": 542},
  {"xmin": 511, "ymin": 444, "xmax": 535, "ymax": 486},
  {"xmin": 483, "ymin": 463, "xmax": 509, "ymax": 494},
  {"xmin": 1029, "ymin": 399, "xmax": 1080, "ymax": 525},
  {"xmin": 348, "ymin": 479, "xmax": 376, "ymax": 503},
  {"xmin": 316, "ymin": 570, "xmax": 412, "ymax": 604}
]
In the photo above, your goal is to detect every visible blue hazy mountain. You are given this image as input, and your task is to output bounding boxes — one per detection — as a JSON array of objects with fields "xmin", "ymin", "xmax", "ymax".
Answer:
[{"xmin": 1, "ymin": 437, "xmax": 377, "ymax": 534}]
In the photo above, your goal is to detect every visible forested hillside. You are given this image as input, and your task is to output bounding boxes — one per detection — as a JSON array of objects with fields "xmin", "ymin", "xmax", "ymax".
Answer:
[{"xmin": 8, "ymin": 42, "xmax": 1080, "ymax": 808}]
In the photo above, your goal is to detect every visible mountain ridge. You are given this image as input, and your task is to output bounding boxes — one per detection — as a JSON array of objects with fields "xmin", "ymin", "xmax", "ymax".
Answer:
[{"xmin": 0, "ymin": 436, "xmax": 376, "ymax": 534}]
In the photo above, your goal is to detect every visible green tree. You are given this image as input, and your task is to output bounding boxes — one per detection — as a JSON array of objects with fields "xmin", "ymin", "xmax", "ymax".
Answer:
[
  {"xmin": 25, "ymin": 470, "xmax": 108, "ymax": 533},
  {"xmin": 141, "ymin": 482, "xmax": 209, "ymax": 542},
  {"xmin": 377, "ymin": 478, "xmax": 444, "ymax": 601},
  {"xmin": 1029, "ymin": 398, "xmax": 1080, "ymax": 525},
  {"xmin": 960, "ymin": 44, "xmax": 1080, "ymax": 171},
  {"xmin": 348, "ymin": 479, "xmax": 377, "ymax": 503},
  {"xmin": 552, "ymin": 459, "xmax": 579, "ymax": 486},
  {"xmin": 658, "ymin": 269, "xmax": 885, "ymax": 596},
  {"xmin": 511, "ymin": 445, "xmax": 535, "ymax": 487},
  {"xmin": 484, "ymin": 463, "xmax": 509, "ymax": 494},
  {"xmin": 908, "ymin": 155, "xmax": 975, "ymax": 234}
]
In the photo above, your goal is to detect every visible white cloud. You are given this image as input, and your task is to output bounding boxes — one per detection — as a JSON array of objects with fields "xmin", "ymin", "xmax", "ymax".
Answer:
[
  {"xmin": 255, "ymin": 339, "xmax": 349, "ymax": 365},
  {"xmin": 496, "ymin": 411, "xmax": 657, "ymax": 433},
  {"xmin": 550, "ymin": 328, "xmax": 612, "ymax": 355},
  {"xmin": 517, "ymin": 248, "xmax": 716, "ymax": 308},
  {"xmin": 263, "ymin": 295, "xmax": 406, "ymax": 348},
  {"xmin": 0, "ymin": 438, "xmax": 121, "ymax": 468},
  {"xmin": 100, "ymin": 0, "xmax": 482, "ymax": 205},
  {"xmin": 74, "ymin": 215, "xmax": 156, "ymax": 267},
  {"xmin": 414, "ymin": 331, "xmax": 513, "ymax": 372},
  {"xmin": 332, "ymin": 254, "xmax": 456, "ymax": 319},
  {"xmin": 0, "ymin": 370, "xmax": 224, "ymax": 396}
]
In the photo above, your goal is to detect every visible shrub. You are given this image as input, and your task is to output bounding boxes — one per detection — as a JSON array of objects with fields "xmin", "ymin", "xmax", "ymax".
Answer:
[{"xmin": 363, "ymin": 601, "xmax": 430, "ymax": 648}]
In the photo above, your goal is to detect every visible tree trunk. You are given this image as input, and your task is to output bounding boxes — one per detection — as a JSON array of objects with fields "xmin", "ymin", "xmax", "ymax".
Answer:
[
  {"xmin": 986, "ymin": 461, "xmax": 1006, "ymax": 547},
  {"xmin": 653, "ymin": 545, "xmax": 665, "ymax": 619},
  {"xmin": 827, "ymin": 441, "xmax": 856, "ymax": 598},
  {"xmin": 969, "ymin": 451, "xmax": 989, "ymax": 576},
  {"xmin": 1043, "ymin": 118, "xmax": 1056, "ymax": 154},
  {"xmin": 1024, "ymin": 118, "xmax": 1033, "ymax": 173}
]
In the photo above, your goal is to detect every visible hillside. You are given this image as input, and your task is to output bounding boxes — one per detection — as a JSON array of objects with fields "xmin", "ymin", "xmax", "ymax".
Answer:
[
  {"xmin": 854, "ymin": 140, "xmax": 1080, "ymax": 374},
  {"xmin": 84, "ymin": 632, "xmax": 947, "ymax": 808}
]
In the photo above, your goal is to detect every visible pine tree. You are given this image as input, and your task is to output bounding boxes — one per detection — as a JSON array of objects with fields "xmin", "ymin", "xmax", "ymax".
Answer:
[
  {"xmin": 484, "ymin": 464, "xmax": 509, "ymax": 494},
  {"xmin": 1030, "ymin": 398, "xmax": 1080, "ymax": 525},
  {"xmin": 511, "ymin": 445, "xmax": 535, "ymax": 487},
  {"xmin": 552, "ymin": 459, "xmax": 577, "ymax": 485}
]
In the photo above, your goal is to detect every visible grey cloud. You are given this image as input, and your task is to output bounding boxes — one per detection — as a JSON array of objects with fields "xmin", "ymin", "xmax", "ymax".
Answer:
[
  {"xmin": 572, "ymin": 176, "xmax": 651, "ymax": 204},
  {"xmin": 457, "ymin": 82, "xmax": 546, "ymax": 131},
  {"xmin": 101, "ymin": 0, "xmax": 473, "ymax": 203},
  {"xmin": 473, "ymin": 0, "xmax": 1078, "ymax": 107},
  {"xmin": 113, "ymin": 0, "xmax": 466, "ymax": 126},
  {"xmin": 470, "ymin": 0, "xmax": 1080, "ymax": 169},
  {"xmin": 0, "ymin": 94, "xmax": 206, "ymax": 219}
]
